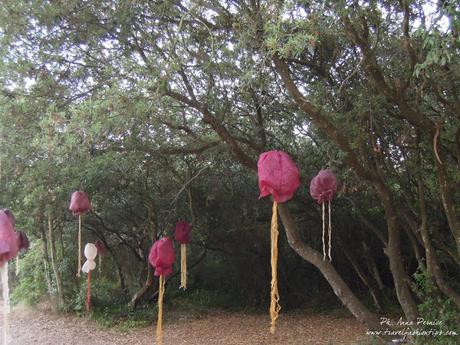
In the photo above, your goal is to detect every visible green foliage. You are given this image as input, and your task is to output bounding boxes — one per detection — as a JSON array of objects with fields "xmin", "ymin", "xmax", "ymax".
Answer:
[
  {"xmin": 90, "ymin": 277, "xmax": 130, "ymax": 308},
  {"xmin": 11, "ymin": 241, "xmax": 47, "ymax": 306},
  {"xmin": 414, "ymin": 270, "xmax": 460, "ymax": 345}
]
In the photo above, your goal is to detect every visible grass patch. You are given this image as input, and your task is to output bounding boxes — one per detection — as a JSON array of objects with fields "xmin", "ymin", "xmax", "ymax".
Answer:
[{"xmin": 89, "ymin": 304, "xmax": 153, "ymax": 330}]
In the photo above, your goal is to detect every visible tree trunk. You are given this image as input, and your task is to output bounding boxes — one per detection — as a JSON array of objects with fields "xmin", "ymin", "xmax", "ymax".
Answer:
[
  {"xmin": 130, "ymin": 264, "xmax": 155, "ymax": 310},
  {"xmin": 59, "ymin": 225, "xmax": 65, "ymax": 262},
  {"xmin": 341, "ymin": 245, "xmax": 384, "ymax": 312},
  {"xmin": 277, "ymin": 204, "xmax": 383, "ymax": 330},
  {"xmin": 37, "ymin": 212, "xmax": 54, "ymax": 303},
  {"xmin": 363, "ymin": 244, "xmax": 385, "ymax": 291},
  {"xmin": 434, "ymin": 158, "xmax": 460, "ymax": 258},
  {"xmin": 417, "ymin": 174, "xmax": 460, "ymax": 309},
  {"xmin": 130, "ymin": 199, "xmax": 158, "ymax": 309},
  {"xmin": 374, "ymin": 183, "xmax": 419, "ymax": 321},
  {"xmin": 113, "ymin": 254, "xmax": 128, "ymax": 295},
  {"xmin": 48, "ymin": 215, "xmax": 65, "ymax": 309}
]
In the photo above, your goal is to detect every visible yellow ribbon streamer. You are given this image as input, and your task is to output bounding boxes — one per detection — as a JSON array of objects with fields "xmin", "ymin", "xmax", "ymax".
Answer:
[
  {"xmin": 180, "ymin": 243, "xmax": 187, "ymax": 290},
  {"xmin": 328, "ymin": 200, "xmax": 332, "ymax": 262},
  {"xmin": 270, "ymin": 201, "xmax": 281, "ymax": 334},
  {"xmin": 156, "ymin": 275, "xmax": 166, "ymax": 345},
  {"xmin": 77, "ymin": 214, "xmax": 82, "ymax": 277}
]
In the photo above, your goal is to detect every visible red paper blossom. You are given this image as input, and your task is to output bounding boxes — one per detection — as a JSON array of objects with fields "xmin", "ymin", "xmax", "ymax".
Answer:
[
  {"xmin": 95, "ymin": 240, "xmax": 107, "ymax": 256},
  {"xmin": 0, "ymin": 210, "xmax": 19, "ymax": 265},
  {"xmin": 174, "ymin": 221, "xmax": 192, "ymax": 244},
  {"xmin": 309, "ymin": 169, "xmax": 337, "ymax": 204},
  {"xmin": 257, "ymin": 150, "xmax": 301, "ymax": 203},
  {"xmin": 149, "ymin": 237, "xmax": 175, "ymax": 276},
  {"xmin": 69, "ymin": 191, "xmax": 92, "ymax": 216}
]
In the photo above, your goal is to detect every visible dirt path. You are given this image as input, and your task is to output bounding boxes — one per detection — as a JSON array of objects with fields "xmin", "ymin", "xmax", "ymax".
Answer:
[{"xmin": 2, "ymin": 308, "xmax": 371, "ymax": 345}]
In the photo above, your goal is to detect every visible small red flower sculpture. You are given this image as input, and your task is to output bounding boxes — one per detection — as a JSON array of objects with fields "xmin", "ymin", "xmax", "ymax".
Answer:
[
  {"xmin": 95, "ymin": 239, "xmax": 107, "ymax": 274},
  {"xmin": 309, "ymin": 169, "xmax": 338, "ymax": 262},
  {"xmin": 149, "ymin": 237, "xmax": 175, "ymax": 277},
  {"xmin": 0, "ymin": 210, "xmax": 19, "ymax": 266},
  {"xmin": 174, "ymin": 221, "xmax": 192, "ymax": 244},
  {"xmin": 258, "ymin": 150, "xmax": 301, "ymax": 203},
  {"xmin": 69, "ymin": 191, "xmax": 92, "ymax": 215},
  {"xmin": 309, "ymin": 169, "xmax": 337, "ymax": 204},
  {"xmin": 95, "ymin": 240, "xmax": 107, "ymax": 256}
]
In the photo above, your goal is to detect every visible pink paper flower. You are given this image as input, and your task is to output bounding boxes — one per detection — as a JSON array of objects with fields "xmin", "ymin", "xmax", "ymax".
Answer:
[
  {"xmin": 174, "ymin": 222, "xmax": 192, "ymax": 244},
  {"xmin": 69, "ymin": 191, "xmax": 92, "ymax": 216},
  {"xmin": 309, "ymin": 169, "xmax": 337, "ymax": 204},
  {"xmin": 149, "ymin": 237, "xmax": 176, "ymax": 276},
  {"xmin": 258, "ymin": 150, "xmax": 301, "ymax": 203}
]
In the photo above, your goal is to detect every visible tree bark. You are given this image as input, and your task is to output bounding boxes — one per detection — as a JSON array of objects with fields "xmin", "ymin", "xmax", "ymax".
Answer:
[
  {"xmin": 341, "ymin": 245, "xmax": 384, "ymax": 312},
  {"xmin": 434, "ymin": 158, "xmax": 460, "ymax": 258},
  {"xmin": 277, "ymin": 204, "xmax": 383, "ymax": 330},
  {"xmin": 130, "ymin": 264, "xmax": 155, "ymax": 310},
  {"xmin": 365, "ymin": 248, "xmax": 385, "ymax": 291},
  {"xmin": 417, "ymin": 173, "xmax": 460, "ymax": 309},
  {"xmin": 130, "ymin": 199, "xmax": 158, "ymax": 309},
  {"xmin": 374, "ymin": 182, "xmax": 419, "ymax": 321}
]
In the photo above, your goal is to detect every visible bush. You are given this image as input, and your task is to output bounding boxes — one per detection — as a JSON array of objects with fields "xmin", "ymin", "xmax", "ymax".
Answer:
[
  {"xmin": 11, "ymin": 241, "xmax": 48, "ymax": 306},
  {"xmin": 414, "ymin": 270, "xmax": 460, "ymax": 345}
]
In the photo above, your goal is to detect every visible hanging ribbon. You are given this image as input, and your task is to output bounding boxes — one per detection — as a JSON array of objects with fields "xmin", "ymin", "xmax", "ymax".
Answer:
[
  {"xmin": 322, "ymin": 202, "xmax": 326, "ymax": 261},
  {"xmin": 320, "ymin": 201, "xmax": 333, "ymax": 262},
  {"xmin": 269, "ymin": 201, "xmax": 281, "ymax": 334},
  {"xmin": 328, "ymin": 200, "xmax": 332, "ymax": 262},
  {"xmin": 180, "ymin": 244, "xmax": 187, "ymax": 290},
  {"xmin": 77, "ymin": 214, "xmax": 82, "ymax": 277},
  {"xmin": 156, "ymin": 275, "xmax": 166, "ymax": 345},
  {"xmin": 310, "ymin": 169, "xmax": 337, "ymax": 262}
]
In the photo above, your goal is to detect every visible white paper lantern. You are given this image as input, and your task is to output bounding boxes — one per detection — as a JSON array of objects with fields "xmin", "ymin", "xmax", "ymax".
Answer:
[
  {"xmin": 84, "ymin": 243, "xmax": 98, "ymax": 260},
  {"xmin": 82, "ymin": 260, "xmax": 96, "ymax": 273}
]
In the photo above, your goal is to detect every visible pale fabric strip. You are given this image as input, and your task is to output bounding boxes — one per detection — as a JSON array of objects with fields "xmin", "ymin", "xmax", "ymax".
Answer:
[
  {"xmin": 322, "ymin": 202, "xmax": 326, "ymax": 261},
  {"xmin": 269, "ymin": 201, "xmax": 281, "ymax": 334},
  {"xmin": 328, "ymin": 200, "xmax": 332, "ymax": 262},
  {"xmin": 156, "ymin": 275, "xmax": 166, "ymax": 345},
  {"xmin": 77, "ymin": 215, "xmax": 82, "ymax": 277},
  {"xmin": 180, "ymin": 244, "xmax": 187, "ymax": 290}
]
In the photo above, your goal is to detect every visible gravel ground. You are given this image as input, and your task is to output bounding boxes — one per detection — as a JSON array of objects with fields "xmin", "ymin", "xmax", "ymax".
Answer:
[{"xmin": 1, "ymin": 307, "xmax": 371, "ymax": 345}]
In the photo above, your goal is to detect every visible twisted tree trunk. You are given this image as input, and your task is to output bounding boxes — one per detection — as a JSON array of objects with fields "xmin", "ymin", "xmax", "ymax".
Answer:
[{"xmin": 277, "ymin": 204, "xmax": 383, "ymax": 330}]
